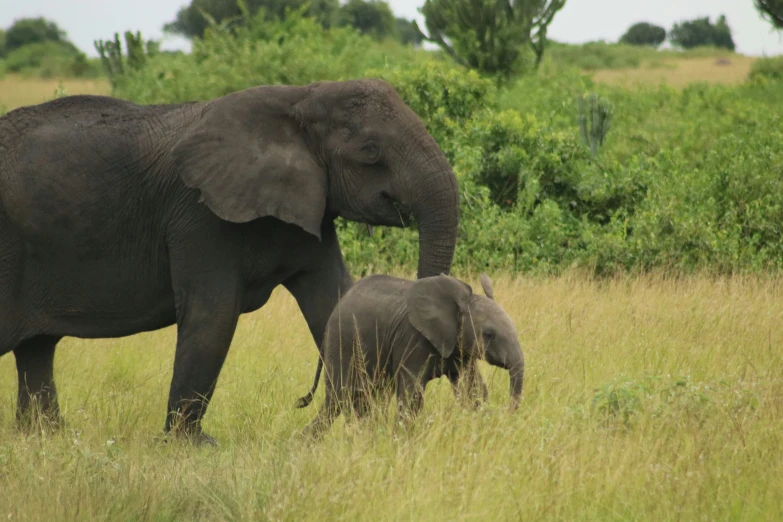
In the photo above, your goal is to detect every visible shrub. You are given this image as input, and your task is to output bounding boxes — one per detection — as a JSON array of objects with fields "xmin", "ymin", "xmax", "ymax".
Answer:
[
  {"xmin": 365, "ymin": 61, "xmax": 494, "ymax": 152},
  {"xmin": 547, "ymin": 41, "xmax": 647, "ymax": 71},
  {"xmin": 113, "ymin": 8, "xmax": 421, "ymax": 104},
  {"xmin": 2, "ymin": 41, "xmax": 98, "ymax": 78},
  {"xmin": 748, "ymin": 55, "xmax": 783, "ymax": 82}
]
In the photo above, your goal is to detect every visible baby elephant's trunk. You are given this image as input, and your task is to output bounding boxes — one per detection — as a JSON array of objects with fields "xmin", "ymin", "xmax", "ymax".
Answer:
[
  {"xmin": 508, "ymin": 360, "xmax": 524, "ymax": 410},
  {"xmin": 486, "ymin": 344, "xmax": 525, "ymax": 410}
]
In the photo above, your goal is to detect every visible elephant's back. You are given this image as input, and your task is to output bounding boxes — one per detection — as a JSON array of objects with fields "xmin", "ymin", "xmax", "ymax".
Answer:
[
  {"xmin": 329, "ymin": 275, "xmax": 410, "ymax": 341},
  {"xmin": 0, "ymin": 96, "xmax": 196, "ymax": 246},
  {"xmin": 341, "ymin": 274, "xmax": 411, "ymax": 309}
]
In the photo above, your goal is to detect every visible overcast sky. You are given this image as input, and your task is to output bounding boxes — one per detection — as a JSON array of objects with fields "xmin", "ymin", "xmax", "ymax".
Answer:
[{"xmin": 2, "ymin": 0, "xmax": 782, "ymax": 57}]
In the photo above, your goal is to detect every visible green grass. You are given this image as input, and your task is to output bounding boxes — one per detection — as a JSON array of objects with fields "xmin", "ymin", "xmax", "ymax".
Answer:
[{"xmin": 1, "ymin": 273, "xmax": 781, "ymax": 520}]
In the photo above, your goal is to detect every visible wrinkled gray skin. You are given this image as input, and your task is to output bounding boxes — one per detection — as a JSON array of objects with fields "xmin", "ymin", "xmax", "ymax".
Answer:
[
  {"xmin": 301, "ymin": 273, "xmax": 524, "ymax": 439},
  {"xmin": 0, "ymin": 79, "xmax": 461, "ymax": 445}
]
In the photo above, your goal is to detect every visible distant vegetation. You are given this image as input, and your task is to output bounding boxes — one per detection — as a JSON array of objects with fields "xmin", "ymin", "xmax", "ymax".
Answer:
[
  {"xmin": 163, "ymin": 0, "xmax": 421, "ymax": 46},
  {"xmin": 669, "ymin": 15, "xmax": 735, "ymax": 51},
  {"xmin": 0, "ymin": 17, "xmax": 102, "ymax": 78}
]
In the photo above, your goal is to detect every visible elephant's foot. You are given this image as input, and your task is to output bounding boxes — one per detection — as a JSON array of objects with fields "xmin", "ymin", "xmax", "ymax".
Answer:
[
  {"xmin": 185, "ymin": 430, "xmax": 218, "ymax": 447},
  {"xmin": 15, "ymin": 405, "xmax": 63, "ymax": 434},
  {"xmin": 164, "ymin": 414, "xmax": 218, "ymax": 447}
]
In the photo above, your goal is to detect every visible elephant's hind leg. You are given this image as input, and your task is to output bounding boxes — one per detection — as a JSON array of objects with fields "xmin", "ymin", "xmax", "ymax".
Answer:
[{"xmin": 14, "ymin": 335, "xmax": 62, "ymax": 429}]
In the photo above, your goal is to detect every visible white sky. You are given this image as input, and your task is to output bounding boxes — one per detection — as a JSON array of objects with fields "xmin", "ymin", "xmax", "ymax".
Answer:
[{"xmin": 1, "ymin": 0, "xmax": 782, "ymax": 57}]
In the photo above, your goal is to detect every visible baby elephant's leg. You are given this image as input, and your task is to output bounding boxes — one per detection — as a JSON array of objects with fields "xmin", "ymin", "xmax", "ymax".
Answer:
[
  {"xmin": 302, "ymin": 393, "xmax": 340, "ymax": 440},
  {"xmin": 449, "ymin": 361, "xmax": 488, "ymax": 409},
  {"xmin": 395, "ymin": 371, "xmax": 425, "ymax": 427}
]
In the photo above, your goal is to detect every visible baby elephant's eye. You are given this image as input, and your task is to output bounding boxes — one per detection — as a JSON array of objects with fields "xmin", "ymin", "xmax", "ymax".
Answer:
[{"xmin": 482, "ymin": 330, "xmax": 496, "ymax": 342}]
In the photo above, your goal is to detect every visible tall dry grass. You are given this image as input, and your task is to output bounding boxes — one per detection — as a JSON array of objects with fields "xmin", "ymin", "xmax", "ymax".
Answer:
[
  {"xmin": 0, "ymin": 75, "xmax": 110, "ymax": 112},
  {"xmin": 1, "ymin": 272, "xmax": 781, "ymax": 520},
  {"xmin": 592, "ymin": 56, "xmax": 756, "ymax": 88}
]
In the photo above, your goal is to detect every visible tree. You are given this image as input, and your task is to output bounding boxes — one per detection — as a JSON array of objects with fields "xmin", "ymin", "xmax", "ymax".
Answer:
[
  {"xmin": 416, "ymin": 0, "xmax": 566, "ymax": 79},
  {"xmin": 164, "ymin": 0, "xmax": 339, "ymax": 38},
  {"xmin": 619, "ymin": 22, "xmax": 666, "ymax": 47},
  {"xmin": 5, "ymin": 17, "xmax": 71, "ymax": 53},
  {"xmin": 758, "ymin": 0, "xmax": 783, "ymax": 28},
  {"xmin": 396, "ymin": 17, "xmax": 422, "ymax": 47},
  {"xmin": 0, "ymin": 30, "xmax": 6, "ymax": 58},
  {"xmin": 755, "ymin": 0, "xmax": 783, "ymax": 29},
  {"xmin": 338, "ymin": 0, "xmax": 396, "ymax": 40},
  {"xmin": 669, "ymin": 15, "xmax": 735, "ymax": 51}
]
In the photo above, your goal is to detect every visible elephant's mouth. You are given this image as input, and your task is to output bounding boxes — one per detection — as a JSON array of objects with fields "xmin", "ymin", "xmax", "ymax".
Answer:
[
  {"xmin": 339, "ymin": 192, "xmax": 413, "ymax": 229},
  {"xmin": 375, "ymin": 192, "xmax": 412, "ymax": 227}
]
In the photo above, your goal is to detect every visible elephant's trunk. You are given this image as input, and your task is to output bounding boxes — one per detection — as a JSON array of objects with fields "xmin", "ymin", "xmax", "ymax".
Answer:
[
  {"xmin": 410, "ymin": 160, "xmax": 459, "ymax": 279},
  {"xmin": 508, "ymin": 359, "xmax": 524, "ymax": 411},
  {"xmin": 486, "ymin": 344, "xmax": 525, "ymax": 410}
]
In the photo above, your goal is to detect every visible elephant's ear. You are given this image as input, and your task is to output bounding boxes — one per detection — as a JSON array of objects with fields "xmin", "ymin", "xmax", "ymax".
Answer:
[
  {"xmin": 169, "ymin": 88, "xmax": 327, "ymax": 239},
  {"xmin": 406, "ymin": 275, "xmax": 473, "ymax": 358},
  {"xmin": 480, "ymin": 273, "xmax": 495, "ymax": 300}
]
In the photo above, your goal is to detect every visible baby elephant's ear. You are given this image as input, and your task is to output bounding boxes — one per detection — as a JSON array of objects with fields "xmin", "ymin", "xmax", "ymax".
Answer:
[
  {"xmin": 406, "ymin": 275, "xmax": 473, "ymax": 358},
  {"xmin": 480, "ymin": 273, "xmax": 495, "ymax": 300}
]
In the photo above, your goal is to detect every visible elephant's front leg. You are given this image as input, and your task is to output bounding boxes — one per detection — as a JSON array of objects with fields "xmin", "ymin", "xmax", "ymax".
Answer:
[
  {"xmin": 166, "ymin": 284, "xmax": 241, "ymax": 445},
  {"xmin": 166, "ymin": 233, "xmax": 242, "ymax": 445},
  {"xmin": 395, "ymin": 370, "xmax": 425, "ymax": 427},
  {"xmin": 14, "ymin": 335, "xmax": 63, "ymax": 429}
]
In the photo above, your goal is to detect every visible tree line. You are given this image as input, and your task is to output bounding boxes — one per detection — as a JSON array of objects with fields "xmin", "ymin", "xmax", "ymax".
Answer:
[{"xmin": 164, "ymin": 0, "xmax": 423, "ymax": 46}]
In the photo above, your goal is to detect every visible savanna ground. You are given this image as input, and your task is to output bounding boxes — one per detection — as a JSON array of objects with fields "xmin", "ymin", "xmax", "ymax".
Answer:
[{"xmin": 1, "ymin": 274, "xmax": 782, "ymax": 520}]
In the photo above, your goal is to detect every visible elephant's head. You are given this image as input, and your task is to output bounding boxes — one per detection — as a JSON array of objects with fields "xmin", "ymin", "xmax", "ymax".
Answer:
[
  {"xmin": 169, "ymin": 79, "xmax": 459, "ymax": 278},
  {"xmin": 406, "ymin": 274, "xmax": 525, "ymax": 409}
]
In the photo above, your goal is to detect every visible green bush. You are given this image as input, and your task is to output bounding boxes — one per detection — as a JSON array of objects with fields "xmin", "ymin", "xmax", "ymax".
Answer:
[
  {"xmin": 113, "ymin": 8, "xmax": 423, "ymax": 104},
  {"xmin": 749, "ymin": 55, "xmax": 783, "ymax": 82},
  {"xmin": 547, "ymin": 41, "xmax": 646, "ymax": 71},
  {"xmin": 3, "ymin": 41, "xmax": 100, "ymax": 78},
  {"xmin": 365, "ymin": 61, "xmax": 494, "ymax": 154}
]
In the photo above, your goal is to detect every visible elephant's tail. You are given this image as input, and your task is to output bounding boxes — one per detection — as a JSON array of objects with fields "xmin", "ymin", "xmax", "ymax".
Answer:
[{"xmin": 295, "ymin": 356, "xmax": 323, "ymax": 408}]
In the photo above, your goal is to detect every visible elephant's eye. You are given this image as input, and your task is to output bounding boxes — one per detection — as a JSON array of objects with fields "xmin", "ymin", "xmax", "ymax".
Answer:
[
  {"xmin": 361, "ymin": 142, "xmax": 381, "ymax": 164},
  {"xmin": 483, "ymin": 330, "xmax": 496, "ymax": 343}
]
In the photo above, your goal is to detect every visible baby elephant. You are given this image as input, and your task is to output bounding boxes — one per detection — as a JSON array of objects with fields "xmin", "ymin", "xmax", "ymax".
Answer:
[{"xmin": 299, "ymin": 273, "xmax": 524, "ymax": 438}]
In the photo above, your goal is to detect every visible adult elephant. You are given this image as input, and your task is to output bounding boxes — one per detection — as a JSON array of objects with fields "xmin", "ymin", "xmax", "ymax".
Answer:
[{"xmin": 0, "ymin": 79, "xmax": 459, "ymax": 445}]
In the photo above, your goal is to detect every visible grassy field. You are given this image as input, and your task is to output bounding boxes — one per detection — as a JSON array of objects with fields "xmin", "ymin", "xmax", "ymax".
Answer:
[
  {"xmin": 591, "ymin": 55, "xmax": 756, "ymax": 88},
  {"xmin": 0, "ymin": 74, "xmax": 110, "ymax": 112},
  {"xmin": 1, "ymin": 273, "xmax": 781, "ymax": 520}
]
